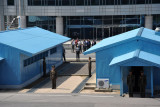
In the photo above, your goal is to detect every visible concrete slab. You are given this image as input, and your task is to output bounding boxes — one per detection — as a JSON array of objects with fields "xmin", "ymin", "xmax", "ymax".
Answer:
[
  {"xmin": 58, "ymin": 62, "xmax": 96, "ymax": 76},
  {"xmin": 33, "ymin": 76, "xmax": 87, "ymax": 93},
  {"xmin": 86, "ymin": 73, "xmax": 96, "ymax": 85}
]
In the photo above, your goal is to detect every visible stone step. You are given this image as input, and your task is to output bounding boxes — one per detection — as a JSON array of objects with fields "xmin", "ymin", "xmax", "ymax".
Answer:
[
  {"xmin": 85, "ymin": 83, "xmax": 96, "ymax": 85},
  {"xmin": 94, "ymin": 88, "xmax": 112, "ymax": 92},
  {"xmin": 83, "ymin": 85, "xmax": 96, "ymax": 90}
]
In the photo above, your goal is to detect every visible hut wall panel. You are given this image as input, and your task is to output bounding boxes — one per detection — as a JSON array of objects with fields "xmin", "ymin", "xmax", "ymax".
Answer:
[
  {"xmin": 0, "ymin": 43, "xmax": 20, "ymax": 85},
  {"xmin": 20, "ymin": 45, "xmax": 63, "ymax": 84}
]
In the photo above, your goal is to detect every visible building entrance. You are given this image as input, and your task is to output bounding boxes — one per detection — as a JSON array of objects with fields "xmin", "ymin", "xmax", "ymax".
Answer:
[{"xmin": 131, "ymin": 66, "xmax": 143, "ymax": 93}]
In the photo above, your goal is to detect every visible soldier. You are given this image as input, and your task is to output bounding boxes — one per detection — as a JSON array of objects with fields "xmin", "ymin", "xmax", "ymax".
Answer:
[
  {"xmin": 139, "ymin": 71, "xmax": 147, "ymax": 98},
  {"xmin": 43, "ymin": 57, "xmax": 46, "ymax": 77},
  {"xmin": 63, "ymin": 47, "xmax": 66, "ymax": 62},
  {"xmin": 50, "ymin": 65, "xmax": 57, "ymax": 89},
  {"xmin": 88, "ymin": 57, "xmax": 92, "ymax": 77},
  {"xmin": 127, "ymin": 70, "xmax": 135, "ymax": 97}
]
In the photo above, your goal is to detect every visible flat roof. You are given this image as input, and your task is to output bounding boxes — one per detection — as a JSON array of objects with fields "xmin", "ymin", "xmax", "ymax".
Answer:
[{"xmin": 0, "ymin": 27, "xmax": 70, "ymax": 56}]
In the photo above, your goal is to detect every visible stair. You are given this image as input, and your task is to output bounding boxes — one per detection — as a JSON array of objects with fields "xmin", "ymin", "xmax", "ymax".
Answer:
[{"xmin": 83, "ymin": 83, "xmax": 96, "ymax": 90}]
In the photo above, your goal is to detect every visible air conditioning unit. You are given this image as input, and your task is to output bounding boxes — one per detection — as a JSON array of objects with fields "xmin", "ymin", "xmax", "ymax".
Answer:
[{"xmin": 97, "ymin": 79, "xmax": 109, "ymax": 89}]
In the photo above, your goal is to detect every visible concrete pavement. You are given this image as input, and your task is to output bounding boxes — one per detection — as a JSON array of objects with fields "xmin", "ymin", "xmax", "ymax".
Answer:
[{"xmin": 0, "ymin": 93, "xmax": 160, "ymax": 107}]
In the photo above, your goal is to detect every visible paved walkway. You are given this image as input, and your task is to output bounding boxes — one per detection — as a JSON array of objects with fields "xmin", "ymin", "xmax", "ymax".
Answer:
[
  {"xmin": 58, "ymin": 62, "xmax": 96, "ymax": 76},
  {"xmin": 19, "ymin": 62, "xmax": 96, "ymax": 94}
]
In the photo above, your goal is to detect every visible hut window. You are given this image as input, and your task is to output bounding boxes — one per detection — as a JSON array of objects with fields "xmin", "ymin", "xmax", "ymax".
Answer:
[
  {"xmin": 23, "ymin": 51, "xmax": 49, "ymax": 67},
  {"xmin": 50, "ymin": 47, "xmax": 57, "ymax": 55}
]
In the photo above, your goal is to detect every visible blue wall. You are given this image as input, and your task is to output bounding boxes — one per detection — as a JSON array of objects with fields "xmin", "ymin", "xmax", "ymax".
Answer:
[
  {"xmin": 0, "ymin": 43, "xmax": 21, "ymax": 85},
  {"xmin": 20, "ymin": 45, "xmax": 63, "ymax": 84},
  {"xmin": 96, "ymin": 39, "xmax": 160, "ymax": 91},
  {"xmin": 0, "ymin": 43, "xmax": 63, "ymax": 88}
]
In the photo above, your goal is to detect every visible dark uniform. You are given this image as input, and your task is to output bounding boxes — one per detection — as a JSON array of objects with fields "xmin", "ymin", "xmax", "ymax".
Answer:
[
  {"xmin": 139, "ymin": 73, "xmax": 147, "ymax": 98},
  {"xmin": 88, "ymin": 57, "xmax": 92, "ymax": 77},
  {"xmin": 43, "ymin": 58, "xmax": 46, "ymax": 77},
  {"xmin": 50, "ymin": 66, "xmax": 57, "ymax": 89},
  {"xmin": 63, "ymin": 47, "xmax": 66, "ymax": 62},
  {"xmin": 76, "ymin": 46, "xmax": 80, "ymax": 61},
  {"xmin": 127, "ymin": 72, "xmax": 135, "ymax": 97}
]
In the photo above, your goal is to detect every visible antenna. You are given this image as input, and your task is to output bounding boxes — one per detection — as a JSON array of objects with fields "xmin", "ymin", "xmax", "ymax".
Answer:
[{"xmin": 6, "ymin": 0, "xmax": 21, "ymax": 30}]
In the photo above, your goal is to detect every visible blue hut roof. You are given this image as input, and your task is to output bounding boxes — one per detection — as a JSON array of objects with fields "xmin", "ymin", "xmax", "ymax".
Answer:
[
  {"xmin": 83, "ymin": 27, "xmax": 160, "ymax": 55},
  {"xmin": 0, "ymin": 27, "xmax": 70, "ymax": 56},
  {"xmin": 109, "ymin": 49, "xmax": 160, "ymax": 67},
  {"xmin": 0, "ymin": 57, "xmax": 4, "ymax": 62}
]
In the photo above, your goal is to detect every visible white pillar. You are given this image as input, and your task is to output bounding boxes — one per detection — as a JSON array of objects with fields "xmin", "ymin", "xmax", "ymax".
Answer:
[
  {"xmin": 7, "ymin": 16, "xmax": 10, "ymax": 27},
  {"xmin": 20, "ymin": 16, "xmax": 26, "ymax": 28},
  {"xmin": 0, "ymin": 15, "xmax": 5, "ymax": 31},
  {"xmin": 56, "ymin": 16, "xmax": 63, "ymax": 35},
  {"xmin": 145, "ymin": 15, "xmax": 153, "ymax": 29}
]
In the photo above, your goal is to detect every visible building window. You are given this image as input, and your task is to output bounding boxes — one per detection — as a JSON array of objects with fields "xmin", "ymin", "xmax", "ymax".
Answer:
[
  {"xmin": 50, "ymin": 47, "xmax": 57, "ymax": 55},
  {"xmin": 24, "ymin": 51, "xmax": 48, "ymax": 67},
  {"xmin": 7, "ymin": 0, "xmax": 14, "ymax": 6}
]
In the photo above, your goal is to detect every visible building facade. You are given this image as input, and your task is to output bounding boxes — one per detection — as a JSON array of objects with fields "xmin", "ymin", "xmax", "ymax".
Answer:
[{"xmin": 0, "ymin": 0, "xmax": 160, "ymax": 39}]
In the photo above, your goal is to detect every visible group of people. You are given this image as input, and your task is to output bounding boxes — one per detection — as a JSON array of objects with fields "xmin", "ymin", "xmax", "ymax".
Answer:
[
  {"xmin": 127, "ymin": 70, "xmax": 147, "ymax": 98},
  {"xmin": 71, "ymin": 38, "xmax": 96, "ymax": 61}
]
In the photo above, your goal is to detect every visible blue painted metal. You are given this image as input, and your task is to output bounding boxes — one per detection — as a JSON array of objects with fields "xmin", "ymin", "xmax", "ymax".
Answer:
[
  {"xmin": 84, "ymin": 27, "xmax": 160, "ymax": 55},
  {"xmin": 84, "ymin": 28, "xmax": 141, "ymax": 55},
  {"xmin": 84, "ymin": 27, "xmax": 160, "ymax": 96},
  {"xmin": 151, "ymin": 67, "xmax": 154, "ymax": 97},
  {"xmin": 0, "ymin": 27, "xmax": 70, "ymax": 56},
  {"xmin": 120, "ymin": 67, "xmax": 123, "ymax": 96},
  {"xmin": 0, "ymin": 57, "xmax": 4, "ymax": 61},
  {"xmin": 109, "ymin": 50, "xmax": 160, "ymax": 67},
  {"xmin": 0, "ymin": 27, "xmax": 70, "ymax": 88}
]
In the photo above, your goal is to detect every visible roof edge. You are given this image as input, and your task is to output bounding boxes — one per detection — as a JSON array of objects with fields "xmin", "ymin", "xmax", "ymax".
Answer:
[{"xmin": 136, "ymin": 27, "xmax": 144, "ymax": 37}]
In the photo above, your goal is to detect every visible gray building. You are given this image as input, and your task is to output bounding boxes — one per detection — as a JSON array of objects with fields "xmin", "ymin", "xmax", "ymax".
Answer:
[{"xmin": 0, "ymin": 0, "xmax": 160, "ymax": 40}]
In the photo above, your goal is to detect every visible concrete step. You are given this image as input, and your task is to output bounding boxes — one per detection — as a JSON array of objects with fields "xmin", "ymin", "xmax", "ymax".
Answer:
[
  {"xmin": 85, "ymin": 83, "xmax": 96, "ymax": 85},
  {"xmin": 94, "ymin": 88, "xmax": 112, "ymax": 92},
  {"xmin": 83, "ymin": 85, "xmax": 96, "ymax": 90}
]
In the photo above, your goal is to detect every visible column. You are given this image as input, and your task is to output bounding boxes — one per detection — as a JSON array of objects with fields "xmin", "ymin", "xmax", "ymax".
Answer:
[
  {"xmin": 20, "ymin": 16, "xmax": 26, "ymax": 28},
  {"xmin": 56, "ymin": 16, "xmax": 63, "ymax": 35},
  {"xmin": 0, "ymin": 15, "xmax": 5, "ymax": 31},
  {"xmin": 151, "ymin": 67, "xmax": 154, "ymax": 97},
  {"xmin": 145, "ymin": 15, "xmax": 153, "ymax": 29}
]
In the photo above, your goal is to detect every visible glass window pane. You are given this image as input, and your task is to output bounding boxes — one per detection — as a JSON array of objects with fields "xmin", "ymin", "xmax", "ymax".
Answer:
[
  {"xmin": 76, "ymin": 0, "xmax": 84, "ymax": 5},
  {"xmin": 7, "ymin": 0, "xmax": 14, "ymax": 5},
  {"xmin": 33, "ymin": 0, "xmax": 42, "ymax": 6},
  {"xmin": 121, "ymin": 0, "xmax": 129, "ymax": 5},
  {"xmin": 152, "ymin": 0, "xmax": 160, "ymax": 4},
  {"xmin": 136, "ymin": 0, "xmax": 145, "ymax": 4},
  {"xmin": 91, "ymin": 0, "xmax": 99, "ymax": 5},
  {"xmin": 62, "ymin": 0, "xmax": 70, "ymax": 6},
  {"xmin": 47, "ymin": 0, "xmax": 56, "ymax": 6}
]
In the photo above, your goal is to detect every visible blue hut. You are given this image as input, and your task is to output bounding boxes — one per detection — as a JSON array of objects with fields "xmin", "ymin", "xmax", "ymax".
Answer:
[
  {"xmin": 0, "ymin": 27, "xmax": 70, "ymax": 89},
  {"xmin": 84, "ymin": 27, "xmax": 160, "ymax": 97}
]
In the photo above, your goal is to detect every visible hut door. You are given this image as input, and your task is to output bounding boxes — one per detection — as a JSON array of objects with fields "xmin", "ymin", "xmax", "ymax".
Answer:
[{"xmin": 131, "ymin": 66, "xmax": 143, "ymax": 93}]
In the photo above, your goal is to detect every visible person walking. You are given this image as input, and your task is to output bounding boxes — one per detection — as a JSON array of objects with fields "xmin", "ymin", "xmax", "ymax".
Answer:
[
  {"xmin": 71, "ymin": 39, "xmax": 75, "ymax": 52},
  {"xmin": 127, "ymin": 70, "xmax": 135, "ymax": 97},
  {"xmin": 139, "ymin": 71, "xmax": 147, "ymax": 98},
  {"xmin": 88, "ymin": 57, "xmax": 92, "ymax": 77},
  {"xmin": 50, "ymin": 65, "xmax": 57, "ymax": 89},
  {"xmin": 75, "ymin": 45, "xmax": 80, "ymax": 61},
  {"xmin": 78, "ymin": 40, "xmax": 82, "ymax": 53},
  {"xmin": 83, "ymin": 39, "xmax": 86, "ymax": 52}
]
